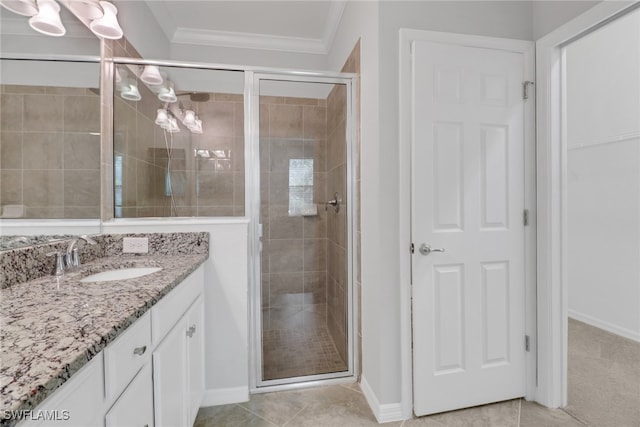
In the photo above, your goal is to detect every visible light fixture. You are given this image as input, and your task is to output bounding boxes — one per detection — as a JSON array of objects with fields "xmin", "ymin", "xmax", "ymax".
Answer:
[
  {"xmin": 140, "ymin": 65, "xmax": 163, "ymax": 86},
  {"xmin": 182, "ymin": 109, "xmax": 196, "ymax": 127},
  {"xmin": 155, "ymin": 108, "xmax": 169, "ymax": 126},
  {"xmin": 121, "ymin": 80, "xmax": 141, "ymax": 101},
  {"xmin": 0, "ymin": 0, "xmax": 38, "ymax": 16},
  {"xmin": 158, "ymin": 82, "xmax": 177, "ymax": 103},
  {"xmin": 89, "ymin": 0, "xmax": 122, "ymax": 39},
  {"xmin": 190, "ymin": 118, "xmax": 203, "ymax": 134},
  {"xmin": 29, "ymin": 0, "xmax": 65, "ymax": 37},
  {"xmin": 67, "ymin": 0, "xmax": 103, "ymax": 20},
  {"xmin": 2, "ymin": 0, "xmax": 123, "ymax": 40},
  {"xmin": 165, "ymin": 117, "xmax": 180, "ymax": 133}
]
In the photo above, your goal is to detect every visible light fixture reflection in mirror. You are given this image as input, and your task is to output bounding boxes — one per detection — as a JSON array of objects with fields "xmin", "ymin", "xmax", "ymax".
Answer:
[
  {"xmin": 120, "ymin": 79, "xmax": 141, "ymax": 101},
  {"xmin": 140, "ymin": 65, "xmax": 163, "ymax": 86}
]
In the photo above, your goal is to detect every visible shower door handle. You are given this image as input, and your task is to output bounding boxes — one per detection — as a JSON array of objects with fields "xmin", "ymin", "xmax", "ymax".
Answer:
[{"xmin": 419, "ymin": 244, "xmax": 445, "ymax": 256}]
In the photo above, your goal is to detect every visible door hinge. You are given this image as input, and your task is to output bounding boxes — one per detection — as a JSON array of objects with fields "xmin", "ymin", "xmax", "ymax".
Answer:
[
  {"xmin": 523, "ymin": 81, "xmax": 534, "ymax": 100},
  {"xmin": 525, "ymin": 335, "xmax": 531, "ymax": 352},
  {"xmin": 523, "ymin": 209, "xmax": 530, "ymax": 226},
  {"xmin": 410, "ymin": 243, "xmax": 415, "ymax": 254}
]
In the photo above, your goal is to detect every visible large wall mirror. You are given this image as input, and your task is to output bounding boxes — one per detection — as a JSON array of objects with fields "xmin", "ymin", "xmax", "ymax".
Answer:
[{"xmin": 0, "ymin": 7, "xmax": 101, "ymax": 244}]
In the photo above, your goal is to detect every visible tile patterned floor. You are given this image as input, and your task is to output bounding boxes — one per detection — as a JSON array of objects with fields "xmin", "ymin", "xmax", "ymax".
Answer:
[
  {"xmin": 262, "ymin": 327, "xmax": 347, "ymax": 380},
  {"xmin": 195, "ymin": 383, "xmax": 586, "ymax": 427},
  {"xmin": 197, "ymin": 319, "xmax": 639, "ymax": 426}
]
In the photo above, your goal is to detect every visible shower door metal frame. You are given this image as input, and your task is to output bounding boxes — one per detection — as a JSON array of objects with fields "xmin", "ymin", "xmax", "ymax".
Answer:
[{"xmin": 249, "ymin": 72, "xmax": 358, "ymax": 391}]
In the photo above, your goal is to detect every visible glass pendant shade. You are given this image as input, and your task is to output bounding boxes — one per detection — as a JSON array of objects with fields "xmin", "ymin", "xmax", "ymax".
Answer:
[
  {"xmin": 155, "ymin": 109, "xmax": 169, "ymax": 126},
  {"xmin": 191, "ymin": 118, "xmax": 203, "ymax": 134},
  {"xmin": 166, "ymin": 117, "xmax": 180, "ymax": 133},
  {"xmin": 89, "ymin": 1, "xmax": 122, "ymax": 39},
  {"xmin": 29, "ymin": 0, "xmax": 65, "ymax": 37},
  {"xmin": 158, "ymin": 83, "xmax": 177, "ymax": 103},
  {"xmin": 183, "ymin": 109, "xmax": 196, "ymax": 126},
  {"xmin": 141, "ymin": 65, "xmax": 163, "ymax": 85},
  {"xmin": 121, "ymin": 81, "xmax": 141, "ymax": 101},
  {"xmin": 0, "ymin": 0, "xmax": 38, "ymax": 16},
  {"xmin": 67, "ymin": 0, "xmax": 103, "ymax": 19}
]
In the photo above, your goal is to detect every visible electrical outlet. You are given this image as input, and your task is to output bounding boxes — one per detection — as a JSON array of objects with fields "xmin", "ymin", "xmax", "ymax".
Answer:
[{"xmin": 122, "ymin": 237, "xmax": 149, "ymax": 254}]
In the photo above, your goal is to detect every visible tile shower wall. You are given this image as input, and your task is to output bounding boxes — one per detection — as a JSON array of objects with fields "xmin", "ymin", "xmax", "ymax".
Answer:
[
  {"xmin": 260, "ymin": 95, "xmax": 329, "ymax": 343},
  {"xmin": 0, "ymin": 85, "xmax": 100, "ymax": 218},
  {"xmin": 326, "ymin": 82, "xmax": 348, "ymax": 363},
  {"xmin": 113, "ymin": 83, "xmax": 244, "ymax": 218}
]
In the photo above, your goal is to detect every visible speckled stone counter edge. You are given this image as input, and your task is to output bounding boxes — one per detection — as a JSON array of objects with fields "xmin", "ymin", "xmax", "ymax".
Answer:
[
  {"xmin": 0, "ymin": 231, "xmax": 209, "ymax": 425},
  {"xmin": 0, "ymin": 232, "xmax": 208, "ymax": 289}
]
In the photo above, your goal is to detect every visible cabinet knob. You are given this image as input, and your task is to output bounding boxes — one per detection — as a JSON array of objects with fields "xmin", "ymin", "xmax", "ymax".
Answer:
[{"xmin": 133, "ymin": 345, "xmax": 147, "ymax": 356}]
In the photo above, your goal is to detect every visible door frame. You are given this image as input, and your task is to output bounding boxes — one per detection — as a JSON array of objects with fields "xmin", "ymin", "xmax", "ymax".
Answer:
[
  {"xmin": 248, "ymin": 72, "xmax": 359, "ymax": 391},
  {"xmin": 398, "ymin": 29, "xmax": 536, "ymax": 418},
  {"xmin": 535, "ymin": 1, "xmax": 639, "ymax": 409}
]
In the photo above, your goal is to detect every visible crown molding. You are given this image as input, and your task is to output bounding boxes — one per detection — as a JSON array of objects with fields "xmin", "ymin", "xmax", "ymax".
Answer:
[
  {"xmin": 172, "ymin": 27, "xmax": 328, "ymax": 54},
  {"xmin": 169, "ymin": 0, "xmax": 346, "ymax": 55}
]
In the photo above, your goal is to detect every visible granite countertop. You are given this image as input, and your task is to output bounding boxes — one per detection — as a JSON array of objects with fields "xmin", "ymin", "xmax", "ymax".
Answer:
[{"xmin": 0, "ymin": 252, "xmax": 207, "ymax": 420}]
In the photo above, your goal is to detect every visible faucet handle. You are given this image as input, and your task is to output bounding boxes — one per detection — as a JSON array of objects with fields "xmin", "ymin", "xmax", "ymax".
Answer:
[
  {"xmin": 46, "ymin": 251, "xmax": 65, "ymax": 276},
  {"xmin": 67, "ymin": 248, "xmax": 80, "ymax": 269}
]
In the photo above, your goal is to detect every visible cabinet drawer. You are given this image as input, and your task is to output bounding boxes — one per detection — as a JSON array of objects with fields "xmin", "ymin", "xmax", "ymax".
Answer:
[
  {"xmin": 104, "ymin": 311, "xmax": 151, "ymax": 401},
  {"xmin": 151, "ymin": 267, "xmax": 203, "ymax": 347}
]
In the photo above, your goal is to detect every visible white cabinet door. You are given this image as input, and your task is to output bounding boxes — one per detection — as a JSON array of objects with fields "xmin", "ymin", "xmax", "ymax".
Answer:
[
  {"xmin": 153, "ymin": 318, "xmax": 188, "ymax": 427},
  {"xmin": 18, "ymin": 355, "xmax": 104, "ymax": 427},
  {"xmin": 411, "ymin": 39, "xmax": 527, "ymax": 415},
  {"xmin": 187, "ymin": 298, "xmax": 204, "ymax": 425},
  {"xmin": 105, "ymin": 364, "xmax": 153, "ymax": 427}
]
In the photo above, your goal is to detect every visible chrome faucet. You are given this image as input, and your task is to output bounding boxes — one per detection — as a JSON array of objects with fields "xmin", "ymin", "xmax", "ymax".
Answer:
[{"xmin": 65, "ymin": 235, "xmax": 98, "ymax": 270}]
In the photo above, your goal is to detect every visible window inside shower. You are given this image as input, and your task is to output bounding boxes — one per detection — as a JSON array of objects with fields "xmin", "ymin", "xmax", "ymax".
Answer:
[
  {"xmin": 112, "ymin": 63, "xmax": 245, "ymax": 218},
  {"xmin": 258, "ymin": 78, "xmax": 351, "ymax": 384}
]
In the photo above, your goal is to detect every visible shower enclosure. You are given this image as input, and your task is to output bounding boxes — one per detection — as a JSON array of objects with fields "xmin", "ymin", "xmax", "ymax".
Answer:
[
  {"xmin": 110, "ymin": 59, "xmax": 356, "ymax": 389},
  {"xmin": 252, "ymin": 75, "xmax": 355, "ymax": 387}
]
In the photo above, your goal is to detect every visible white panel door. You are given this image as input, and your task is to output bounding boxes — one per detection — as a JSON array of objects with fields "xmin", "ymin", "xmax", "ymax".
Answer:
[{"xmin": 411, "ymin": 40, "xmax": 526, "ymax": 416}]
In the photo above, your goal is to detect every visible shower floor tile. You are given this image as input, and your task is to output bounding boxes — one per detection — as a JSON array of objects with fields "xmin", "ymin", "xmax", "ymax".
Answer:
[{"xmin": 262, "ymin": 327, "xmax": 347, "ymax": 381}]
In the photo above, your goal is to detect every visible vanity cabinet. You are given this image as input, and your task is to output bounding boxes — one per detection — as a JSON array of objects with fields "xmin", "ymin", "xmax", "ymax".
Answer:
[
  {"xmin": 187, "ymin": 299, "xmax": 204, "ymax": 426},
  {"xmin": 17, "ymin": 265, "xmax": 205, "ymax": 427},
  {"xmin": 18, "ymin": 352, "xmax": 105, "ymax": 427},
  {"xmin": 105, "ymin": 364, "xmax": 154, "ymax": 427},
  {"xmin": 153, "ymin": 298, "xmax": 204, "ymax": 427}
]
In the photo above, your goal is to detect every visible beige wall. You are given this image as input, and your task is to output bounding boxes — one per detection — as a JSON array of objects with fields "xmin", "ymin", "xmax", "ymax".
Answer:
[
  {"xmin": 0, "ymin": 84, "xmax": 100, "ymax": 218},
  {"xmin": 326, "ymin": 82, "xmax": 348, "ymax": 361}
]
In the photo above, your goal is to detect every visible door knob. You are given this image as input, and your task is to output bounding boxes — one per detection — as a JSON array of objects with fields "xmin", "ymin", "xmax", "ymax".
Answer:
[{"xmin": 419, "ymin": 244, "xmax": 445, "ymax": 256}]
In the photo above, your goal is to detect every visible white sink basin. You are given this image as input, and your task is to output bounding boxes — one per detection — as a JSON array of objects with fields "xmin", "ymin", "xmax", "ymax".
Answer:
[{"xmin": 80, "ymin": 267, "xmax": 162, "ymax": 283}]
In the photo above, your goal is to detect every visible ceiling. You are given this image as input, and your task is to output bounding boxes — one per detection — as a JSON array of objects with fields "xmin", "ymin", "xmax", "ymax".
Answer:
[{"xmin": 144, "ymin": 0, "xmax": 346, "ymax": 54}]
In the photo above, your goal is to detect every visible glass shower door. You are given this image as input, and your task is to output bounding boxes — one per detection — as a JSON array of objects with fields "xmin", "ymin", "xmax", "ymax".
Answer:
[{"xmin": 255, "ymin": 77, "xmax": 353, "ymax": 386}]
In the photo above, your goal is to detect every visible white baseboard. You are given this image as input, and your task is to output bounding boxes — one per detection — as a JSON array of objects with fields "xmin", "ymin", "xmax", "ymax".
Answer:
[
  {"xmin": 569, "ymin": 310, "xmax": 640, "ymax": 343},
  {"xmin": 200, "ymin": 386, "xmax": 250, "ymax": 407},
  {"xmin": 360, "ymin": 375, "xmax": 405, "ymax": 423}
]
